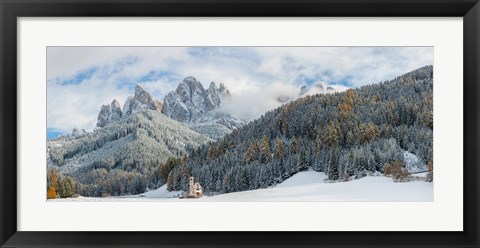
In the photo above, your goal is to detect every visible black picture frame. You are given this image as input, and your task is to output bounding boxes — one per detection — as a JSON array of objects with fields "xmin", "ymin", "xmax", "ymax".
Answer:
[{"xmin": 1, "ymin": 0, "xmax": 479, "ymax": 247}]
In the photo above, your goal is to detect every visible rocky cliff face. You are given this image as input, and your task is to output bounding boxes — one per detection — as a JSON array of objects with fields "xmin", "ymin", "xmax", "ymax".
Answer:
[
  {"xmin": 162, "ymin": 77, "xmax": 243, "ymax": 130},
  {"xmin": 154, "ymin": 100, "xmax": 163, "ymax": 112},
  {"xmin": 96, "ymin": 84, "xmax": 157, "ymax": 128},
  {"xmin": 162, "ymin": 77, "xmax": 201, "ymax": 122},
  {"xmin": 205, "ymin": 81, "xmax": 230, "ymax": 111},
  {"xmin": 96, "ymin": 99, "xmax": 123, "ymax": 128},
  {"xmin": 122, "ymin": 84, "xmax": 158, "ymax": 115}
]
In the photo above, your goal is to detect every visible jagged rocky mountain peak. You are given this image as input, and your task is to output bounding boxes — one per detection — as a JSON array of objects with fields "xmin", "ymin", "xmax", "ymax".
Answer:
[
  {"xmin": 183, "ymin": 76, "xmax": 201, "ymax": 85},
  {"xmin": 110, "ymin": 99, "xmax": 123, "ymax": 118},
  {"xmin": 96, "ymin": 85, "xmax": 158, "ymax": 128},
  {"xmin": 209, "ymin": 81, "xmax": 218, "ymax": 90},
  {"xmin": 218, "ymin": 82, "xmax": 225, "ymax": 90},
  {"xmin": 162, "ymin": 77, "xmax": 244, "ymax": 131},
  {"xmin": 111, "ymin": 99, "xmax": 121, "ymax": 109},
  {"xmin": 96, "ymin": 99, "xmax": 124, "ymax": 128},
  {"xmin": 175, "ymin": 77, "xmax": 206, "ymax": 105},
  {"xmin": 123, "ymin": 84, "xmax": 157, "ymax": 115},
  {"xmin": 134, "ymin": 84, "xmax": 147, "ymax": 97},
  {"xmin": 182, "ymin": 76, "xmax": 205, "ymax": 93},
  {"xmin": 218, "ymin": 82, "xmax": 230, "ymax": 97},
  {"xmin": 205, "ymin": 82, "xmax": 221, "ymax": 111}
]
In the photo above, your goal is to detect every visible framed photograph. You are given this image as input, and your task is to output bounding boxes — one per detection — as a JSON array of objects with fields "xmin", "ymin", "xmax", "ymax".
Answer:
[{"xmin": 1, "ymin": 0, "xmax": 479, "ymax": 247}]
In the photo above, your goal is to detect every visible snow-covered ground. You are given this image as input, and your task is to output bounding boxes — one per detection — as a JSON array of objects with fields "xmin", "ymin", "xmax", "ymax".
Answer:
[
  {"xmin": 123, "ymin": 184, "xmax": 182, "ymax": 199},
  {"xmin": 50, "ymin": 168, "xmax": 432, "ymax": 202},
  {"xmin": 275, "ymin": 168, "xmax": 328, "ymax": 188}
]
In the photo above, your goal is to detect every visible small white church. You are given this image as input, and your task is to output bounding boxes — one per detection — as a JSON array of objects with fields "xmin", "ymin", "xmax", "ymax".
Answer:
[{"xmin": 187, "ymin": 176, "xmax": 203, "ymax": 198}]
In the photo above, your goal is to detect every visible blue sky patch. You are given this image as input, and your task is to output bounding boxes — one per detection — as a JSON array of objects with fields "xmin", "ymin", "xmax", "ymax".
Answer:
[
  {"xmin": 139, "ymin": 70, "xmax": 177, "ymax": 83},
  {"xmin": 109, "ymin": 56, "xmax": 140, "ymax": 75},
  {"xmin": 58, "ymin": 66, "xmax": 98, "ymax": 85},
  {"xmin": 47, "ymin": 128, "xmax": 65, "ymax": 140}
]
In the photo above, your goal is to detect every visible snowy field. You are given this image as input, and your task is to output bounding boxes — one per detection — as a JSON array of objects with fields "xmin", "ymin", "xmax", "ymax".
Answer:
[{"xmin": 50, "ymin": 169, "xmax": 432, "ymax": 202}]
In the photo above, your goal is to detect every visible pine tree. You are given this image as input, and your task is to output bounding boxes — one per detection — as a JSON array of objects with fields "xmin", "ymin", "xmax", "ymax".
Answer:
[
  {"xmin": 324, "ymin": 121, "xmax": 340, "ymax": 147},
  {"xmin": 260, "ymin": 135, "xmax": 271, "ymax": 163},
  {"xmin": 207, "ymin": 145, "xmax": 216, "ymax": 160},
  {"xmin": 290, "ymin": 137, "xmax": 298, "ymax": 154},
  {"xmin": 314, "ymin": 128, "xmax": 323, "ymax": 155},
  {"xmin": 167, "ymin": 171, "xmax": 173, "ymax": 191},
  {"xmin": 273, "ymin": 138, "xmax": 284, "ymax": 160},
  {"xmin": 328, "ymin": 147, "xmax": 340, "ymax": 180},
  {"xmin": 244, "ymin": 139, "xmax": 260, "ymax": 163},
  {"xmin": 426, "ymin": 160, "xmax": 433, "ymax": 182},
  {"xmin": 58, "ymin": 176, "xmax": 75, "ymax": 198}
]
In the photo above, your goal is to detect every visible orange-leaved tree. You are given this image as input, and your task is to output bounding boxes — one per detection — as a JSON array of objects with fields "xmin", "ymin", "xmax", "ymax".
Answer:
[
  {"xmin": 47, "ymin": 169, "xmax": 59, "ymax": 199},
  {"xmin": 47, "ymin": 186, "xmax": 57, "ymax": 199}
]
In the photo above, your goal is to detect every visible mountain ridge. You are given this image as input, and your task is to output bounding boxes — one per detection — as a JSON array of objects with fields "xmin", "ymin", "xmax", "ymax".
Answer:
[{"xmin": 94, "ymin": 77, "xmax": 243, "ymax": 138}]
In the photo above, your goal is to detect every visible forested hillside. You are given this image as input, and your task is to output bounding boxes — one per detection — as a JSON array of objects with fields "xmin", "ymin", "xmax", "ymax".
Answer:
[
  {"xmin": 165, "ymin": 66, "xmax": 433, "ymax": 193},
  {"xmin": 47, "ymin": 110, "xmax": 211, "ymax": 197}
]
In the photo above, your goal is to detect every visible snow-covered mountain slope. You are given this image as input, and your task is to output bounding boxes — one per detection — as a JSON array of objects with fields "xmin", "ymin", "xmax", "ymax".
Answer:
[
  {"xmin": 162, "ymin": 76, "xmax": 244, "ymax": 131},
  {"xmin": 48, "ymin": 109, "xmax": 211, "ymax": 176},
  {"xmin": 275, "ymin": 168, "xmax": 328, "ymax": 187},
  {"xmin": 50, "ymin": 169, "xmax": 432, "ymax": 202},
  {"xmin": 190, "ymin": 123, "xmax": 232, "ymax": 140}
]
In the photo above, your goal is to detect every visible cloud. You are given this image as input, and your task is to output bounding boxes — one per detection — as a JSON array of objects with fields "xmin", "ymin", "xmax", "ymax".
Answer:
[
  {"xmin": 47, "ymin": 46, "xmax": 433, "ymax": 133},
  {"xmin": 216, "ymin": 82, "xmax": 300, "ymax": 121}
]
